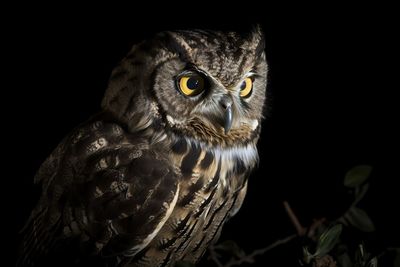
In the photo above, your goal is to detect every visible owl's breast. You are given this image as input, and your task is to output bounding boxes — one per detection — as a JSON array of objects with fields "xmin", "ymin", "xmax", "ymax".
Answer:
[{"xmin": 132, "ymin": 137, "xmax": 258, "ymax": 266}]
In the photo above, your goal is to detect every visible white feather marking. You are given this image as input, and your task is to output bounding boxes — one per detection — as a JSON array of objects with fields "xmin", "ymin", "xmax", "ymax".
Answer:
[
  {"xmin": 162, "ymin": 202, "xmax": 169, "ymax": 209},
  {"xmin": 182, "ymin": 137, "xmax": 258, "ymax": 167},
  {"xmin": 152, "ymin": 132, "xmax": 167, "ymax": 144},
  {"xmin": 82, "ymin": 214, "xmax": 88, "ymax": 225},
  {"xmin": 98, "ymin": 158, "xmax": 108, "ymax": 169},
  {"xmin": 250, "ymin": 120, "xmax": 259, "ymax": 131},
  {"xmin": 210, "ymin": 142, "xmax": 258, "ymax": 167},
  {"xmin": 129, "ymin": 150, "xmax": 143, "ymax": 159},
  {"xmin": 166, "ymin": 115, "xmax": 179, "ymax": 126},
  {"xmin": 150, "ymin": 101, "xmax": 160, "ymax": 115},
  {"xmin": 94, "ymin": 187, "xmax": 103, "ymax": 197},
  {"xmin": 87, "ymin": 138, "xmax": 107, "ymax": 153}
]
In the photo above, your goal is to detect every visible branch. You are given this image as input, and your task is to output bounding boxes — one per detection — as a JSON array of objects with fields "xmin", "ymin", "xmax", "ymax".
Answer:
[
  {"xmin": 208, "ymin": 234, "xmax": 297, "ymax": 267},
  {"xmin": 207, "ymin": 200, "xmax": 304, "ymax": 266},
  {"xmin": 283, "ymin": 201, "xmax": 307, "ymax": 236}
]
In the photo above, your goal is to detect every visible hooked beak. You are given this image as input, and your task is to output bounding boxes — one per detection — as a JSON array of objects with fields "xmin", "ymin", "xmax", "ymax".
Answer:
[{"xmin": 220, "ymin": 96, "xmax": 233, "ymax": 134}]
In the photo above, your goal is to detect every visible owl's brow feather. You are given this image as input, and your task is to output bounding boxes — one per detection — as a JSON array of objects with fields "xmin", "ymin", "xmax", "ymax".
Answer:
[{"xmin": 163, "ymin": 32, "xmax": 193, "ymax": 62}]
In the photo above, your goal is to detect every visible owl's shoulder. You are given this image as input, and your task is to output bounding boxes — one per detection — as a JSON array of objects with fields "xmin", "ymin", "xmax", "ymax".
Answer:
[{"xmin": 20, "ymin": 115, "xmax": 180, "ymax": 266}]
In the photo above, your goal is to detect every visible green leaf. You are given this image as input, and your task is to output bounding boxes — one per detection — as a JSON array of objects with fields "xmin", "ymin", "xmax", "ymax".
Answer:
[
  {"xmin": 314, "ymin": 224, "xmax": 343, "ymax": 257},
  {"xmin": 345, "ymin": 206, "xmax": 375, "ymax": 232},
  {"xmin": 344, "ymin": 165, "xmax": 372, "ymax": 188},
  {"xmin": 174, "ymin": 261, "xmax": 196, "ymax": 267}
]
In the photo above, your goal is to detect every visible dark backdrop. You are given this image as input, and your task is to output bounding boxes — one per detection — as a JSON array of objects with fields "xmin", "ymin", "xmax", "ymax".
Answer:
[{"xmin": 5, "ymin": 4, "xmax": 398, "ymax": 266}]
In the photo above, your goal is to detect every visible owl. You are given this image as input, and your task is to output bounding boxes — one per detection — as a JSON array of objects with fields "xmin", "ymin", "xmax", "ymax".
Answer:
[{"xmin": 17, "ymin": 28, "xmax": 267, "ymax": 267}]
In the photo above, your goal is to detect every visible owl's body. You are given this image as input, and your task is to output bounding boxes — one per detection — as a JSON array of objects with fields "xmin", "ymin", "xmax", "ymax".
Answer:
[{"xmin": 18, "ymin": 29, "xmax": 267, "ymax": 266}]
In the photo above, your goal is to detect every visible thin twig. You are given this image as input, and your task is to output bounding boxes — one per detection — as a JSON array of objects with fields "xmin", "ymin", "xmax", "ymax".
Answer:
[
  {"xmin": 237, "ymin": 234, "xmax": 297, "ymax": 262},
  {"xmin": 283, "ymin": 201, "xmax": 306, "ymax": 236},
  {"xmin": 208, "ymin": 234, "xmax": 297, "ymax": 267},
  {"xmin": 208, "ymin": 201, "xmax": 303, "ymax": 266}
]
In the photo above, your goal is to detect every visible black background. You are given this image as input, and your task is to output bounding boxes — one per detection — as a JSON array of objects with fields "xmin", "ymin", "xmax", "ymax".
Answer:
[{"xmin": 5, "ymin": 4, "xmax": 399, "ymax": 266}]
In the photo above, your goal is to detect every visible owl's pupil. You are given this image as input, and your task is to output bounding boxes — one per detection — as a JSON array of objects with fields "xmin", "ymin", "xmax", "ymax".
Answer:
[
  {"xmin": 187, "ymin": 77, "xmax": 200, "ymax": 89},
  {"xmin": 240, "ymin": 81, "xmax": 246, "ymax": 90}
]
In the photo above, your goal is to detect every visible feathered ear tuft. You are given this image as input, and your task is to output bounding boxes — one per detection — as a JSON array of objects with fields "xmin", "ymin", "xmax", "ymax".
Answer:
[
  {"xmin": 250, "ymin": 24, "xmax": 265, "ymax": 57},
  {"xmin": 251, "ymin": 24, "xmax": 264, "ymax": 41},
  {"xmin": 240, "ymin": 24, "xmax": 265, "ymax": 57},
  {"xmin": 163, "ymin": 31, "xmax": 194, "ymax": 62}
]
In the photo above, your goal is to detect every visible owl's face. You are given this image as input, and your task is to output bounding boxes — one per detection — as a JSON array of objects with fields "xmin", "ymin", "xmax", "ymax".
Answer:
[{"xmin": 103, "ymin": 29, "xmax": 267, "ymax": 146}]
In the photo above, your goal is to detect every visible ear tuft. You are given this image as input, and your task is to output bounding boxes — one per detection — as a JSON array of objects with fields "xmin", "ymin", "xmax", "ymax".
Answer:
[{"xmin": 250, "ymin": 24, "xmax": 265, "ymax": 57}]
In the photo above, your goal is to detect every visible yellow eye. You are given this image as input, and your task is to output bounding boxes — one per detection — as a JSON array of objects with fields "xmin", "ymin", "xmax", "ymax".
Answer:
[
  {"xmin": 178, "ymin": 75, "xmax": 205, "ymax": 97},
  {"xmin": 239, "ymin": 77, "xmax": 253, "ymax": 98}
]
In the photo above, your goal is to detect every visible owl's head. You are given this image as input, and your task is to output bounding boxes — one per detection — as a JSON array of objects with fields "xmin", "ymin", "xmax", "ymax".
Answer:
[{"xmin": 102, "ymin": 28, "xmax": 267, "ymax": 147}]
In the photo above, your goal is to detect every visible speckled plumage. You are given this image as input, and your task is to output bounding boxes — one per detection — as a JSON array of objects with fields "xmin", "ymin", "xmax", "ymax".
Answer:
[{"xmin": 18, "ymin": 28, "xmax": 268, "ymax": 267}]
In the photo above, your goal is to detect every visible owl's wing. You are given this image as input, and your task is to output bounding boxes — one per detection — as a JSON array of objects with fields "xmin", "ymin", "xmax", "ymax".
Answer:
[{"xmin": 18, "ymin": 118, "xmax": 179, "ymax": 266}]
